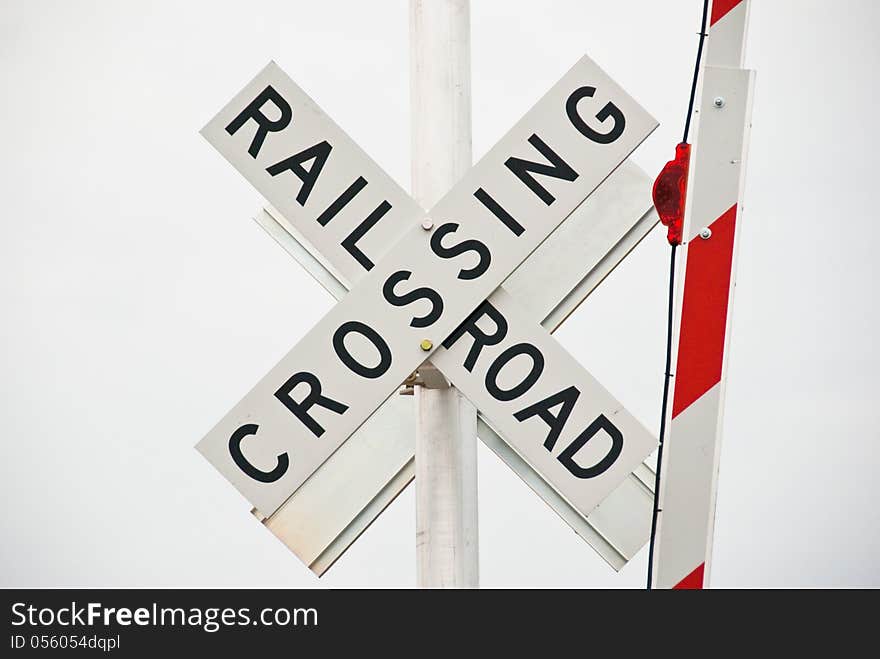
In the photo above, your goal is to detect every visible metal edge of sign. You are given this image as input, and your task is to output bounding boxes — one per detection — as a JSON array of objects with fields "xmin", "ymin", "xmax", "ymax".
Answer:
[{"xmin": 254, "ymin": 184, "xmax": 661, "ymax": 573}]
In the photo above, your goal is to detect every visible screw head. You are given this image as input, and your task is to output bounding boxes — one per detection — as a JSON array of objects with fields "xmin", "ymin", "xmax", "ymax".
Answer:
[
  {"xmin": 420, "ymin": 339, "xmax": 433, "ymax": 351},
  {"xmin": 713, "ymin": 97, "xmax": 725, "ymax": 108},
  {"xmin": 699, "ymin": 227, "xmax": 712, "ymax": 240},
  {"xmin": 421, "ymin": 219, "xmax": 434, "ymax": 231}
]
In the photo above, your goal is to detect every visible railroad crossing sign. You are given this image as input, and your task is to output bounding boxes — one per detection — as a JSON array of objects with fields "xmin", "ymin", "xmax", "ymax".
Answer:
[{"xmin": 198, "ymin": 55, "xmax": 659, "ymax": 568}]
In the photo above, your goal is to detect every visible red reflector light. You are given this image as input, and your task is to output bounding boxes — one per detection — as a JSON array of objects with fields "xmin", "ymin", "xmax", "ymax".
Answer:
[{"xmin": 652, "ymin": 142, "xmax": 691, "ymax": 246}]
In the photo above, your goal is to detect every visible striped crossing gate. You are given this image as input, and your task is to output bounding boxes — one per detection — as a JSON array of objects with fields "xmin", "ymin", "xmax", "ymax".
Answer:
[{"xmin": 651, "ymin": 0, "xmax": 756, "ymax": 589}]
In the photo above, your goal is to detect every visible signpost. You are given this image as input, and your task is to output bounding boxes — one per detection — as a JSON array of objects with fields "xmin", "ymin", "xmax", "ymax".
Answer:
[
  {"xmin": 409, "ymin": 0, "xmax": 478, "ymax": 588},
  {"xmin": 194, "ymin": 1, "xmax": 754, "ymax": 588}
]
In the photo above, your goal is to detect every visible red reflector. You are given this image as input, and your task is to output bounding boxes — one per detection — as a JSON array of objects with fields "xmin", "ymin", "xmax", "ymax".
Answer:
[{"xmin": 652, "ymin": 142, "xmax": 691, "ymax": 246}]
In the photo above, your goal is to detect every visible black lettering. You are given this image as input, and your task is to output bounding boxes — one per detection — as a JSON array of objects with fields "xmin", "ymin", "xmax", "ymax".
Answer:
[
  {"xmin": 225, "ymin": 85, "xmax": 293, "ymax": 158},
  {"xmin": 266, "ymin": 140, "xmax": 332, "ymax": 206},
  {"xmin": 228, "ymin": 423, "xmax": 289, "ymax": 483},
  {"xmin": 382, "ymin": 270, "xmax": 443, "ymax": 328},
  {"xmin": 274, "ymin": 371, "xmax": 348, "ymax": 437},
  {"xmin": 485, "ymin": 343, "xmax": 545, "ymax": 402},
  {"xmin": 505, "ymin": 134, "xmax": 578, "ymax": 205},
  {"xmin": 429, "ymin": 222, "xmax": 491, "ymax": 280},
  {"xmin": 558, "ymin": 414, "xmax": 623, "ymax": 478},
  {"xmin": 566, "ymin": 86, "xmax": 625, "ymax": 144},
  {"xmin": 341, "ymin": 201, "xmax": 391, "ymax": 271},
  {"xmin": 514, "ymin": 385, "xmax": 580, "ymax": 451},
  {"xmin": 474, "ymin": 188, "xmax": 525, "ymax": 236},
  {"xmin": 442, "ymin": 301, "xmax": 508, "ymax": 371},
  {"xmin": 316, "ymin": 177, "xmax": 368, "ymax": 226},
  {"xmin": 333, "ymin": 321, "xmax": 392, "ymax": 379}
]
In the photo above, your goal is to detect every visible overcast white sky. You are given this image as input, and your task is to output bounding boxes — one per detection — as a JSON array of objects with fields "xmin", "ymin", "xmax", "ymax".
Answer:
[{"xmin": 1, "ymin": 0, "xmax": 878, "ymax": 587}]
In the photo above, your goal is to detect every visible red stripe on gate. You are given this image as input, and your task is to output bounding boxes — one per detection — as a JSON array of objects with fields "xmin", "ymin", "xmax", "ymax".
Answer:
[
  {"xmin": 674, "ymin": 563, "xmax": 705, "ymax": 589},
  {"xmin": 710, "ymin": 0, "xmax": 742, "ymax": 26},
  {"xmin": 671, "ymin": 204, "xmax": 737, "ymax": 418}
]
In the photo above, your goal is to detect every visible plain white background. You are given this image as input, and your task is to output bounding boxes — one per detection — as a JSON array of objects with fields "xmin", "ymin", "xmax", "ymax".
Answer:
[{"xmin": 1, "ymin": 0, "xmax": 877, "ymax": 588}]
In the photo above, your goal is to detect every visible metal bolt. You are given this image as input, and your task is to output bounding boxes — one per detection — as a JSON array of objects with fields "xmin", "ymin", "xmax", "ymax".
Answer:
[
  {"xmin": 699, "ymin": 227, "xmax": 712, "ymax": 240},
  {"xmin": 421, "ymin": 219, "xmax": 434, "ymax": 231},
  {"xmin": 713, "ymin": 97, "xmax": 725, "ymax": 108},
  {"xmin": 420, "ymin": 339, "xmax": 433, "ymax": 351}
]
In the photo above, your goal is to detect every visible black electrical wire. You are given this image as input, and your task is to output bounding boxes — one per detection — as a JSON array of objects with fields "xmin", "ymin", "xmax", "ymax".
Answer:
[
  {"xmin": 683, "ymin": 0, "xmax": 711, "ymax": 144},
  {"xmin": 645, "ymin": 242, "xmax": 677, "ymax": 589},
  {"xmin": 645, "ymin": 0, "xmax": 710, "ymax": 591}
]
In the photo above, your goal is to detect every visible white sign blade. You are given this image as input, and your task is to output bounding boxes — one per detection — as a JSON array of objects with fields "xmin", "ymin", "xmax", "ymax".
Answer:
[
  {"xmin": 198, "ymin": 57, "xmax": 657, "ymax": 515},
  {"xmin": 433, "ymin": 288, "xmax": 655, "ymax": 516},
  {"xmin": 201, "ymin": 61, "xmax": 424, "ymax": 288}
]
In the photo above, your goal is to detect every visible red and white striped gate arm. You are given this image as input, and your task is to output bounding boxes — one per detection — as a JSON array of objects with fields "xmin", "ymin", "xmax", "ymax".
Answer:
[{"xmin": 651, "ymin": 0, "xmax": 756, "ymax": 589}]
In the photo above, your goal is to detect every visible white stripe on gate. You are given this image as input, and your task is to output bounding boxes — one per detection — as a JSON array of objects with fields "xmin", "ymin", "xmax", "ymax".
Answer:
[{"xmin": 654, "ymin": 385, "xmax": 721, "ymax": 588}]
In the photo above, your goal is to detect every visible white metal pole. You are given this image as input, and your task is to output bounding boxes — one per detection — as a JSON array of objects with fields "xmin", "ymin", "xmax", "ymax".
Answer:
[{"xmin": 409, "ymin": 0, "xmax": 479, "ymax": 588}]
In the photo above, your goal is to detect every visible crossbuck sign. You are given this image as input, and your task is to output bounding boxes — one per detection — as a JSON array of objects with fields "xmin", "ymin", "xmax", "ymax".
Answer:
[{"xmin": 198, "ymin": 56, "xmax": 659, "ymax": 551}]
